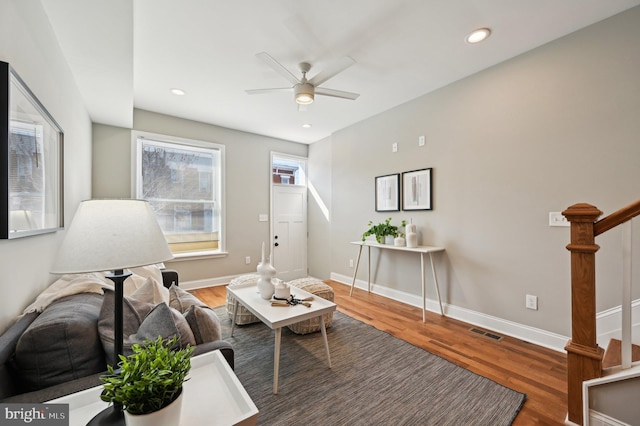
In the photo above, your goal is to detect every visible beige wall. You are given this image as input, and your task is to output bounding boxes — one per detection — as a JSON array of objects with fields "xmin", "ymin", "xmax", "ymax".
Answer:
[
  {"xmin": 0, "ymin": 1, "xmax": 93, "ymax": 332},
  {"xmin": 92, "ymin": 109, "xmax": 308, "ymax": 283},
  {"xmin": 308, "ymin": 7, "xmax": 640, "ymax": 338}
]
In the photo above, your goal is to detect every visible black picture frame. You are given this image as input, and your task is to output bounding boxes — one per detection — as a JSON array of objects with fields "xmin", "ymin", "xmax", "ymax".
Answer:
[
  {"xmin": 375, "ymin": 173, "xmax": 400, "ymax": 212},
  {"xmin": 1, "ymin": 61, "xmax": 64, "ymax": 239},
  {"xmin": 402, "ymin": 168, "xmax": 432, "ymax": 211}
]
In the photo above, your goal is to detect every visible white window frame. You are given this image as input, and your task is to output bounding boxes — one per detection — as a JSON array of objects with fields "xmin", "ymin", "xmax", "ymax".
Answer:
[{"xmin": 131, "ymin": 131, "xmax": 226, "ymax": 260}]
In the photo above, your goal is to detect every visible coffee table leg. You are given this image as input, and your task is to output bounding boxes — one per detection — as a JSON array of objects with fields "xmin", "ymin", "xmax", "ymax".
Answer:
[
  {"xmin": 273, "ymin": 327, "xmax": 282, "ymax": 394},
  {"xmin": 320, "ymin": 316, "xmax": 332, "ymax": 368},
  {"xmin": 230, "ymin": 300, "xmax": 238, "ymax": 337}
]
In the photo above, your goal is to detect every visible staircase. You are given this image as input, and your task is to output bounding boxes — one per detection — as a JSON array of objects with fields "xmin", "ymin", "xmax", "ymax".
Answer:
[{"xmin": 563, "ymin": 200, "xmax": 640, "ymax": 425}]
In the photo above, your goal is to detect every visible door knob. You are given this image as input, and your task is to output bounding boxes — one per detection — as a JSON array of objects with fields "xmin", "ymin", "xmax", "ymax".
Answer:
[{"xmin": 274, "ymin": 242, "xmax": 279, "ymax": 247}]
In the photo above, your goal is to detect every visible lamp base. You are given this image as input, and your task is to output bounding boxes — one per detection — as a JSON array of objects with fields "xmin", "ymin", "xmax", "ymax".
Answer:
[{"xmin": 87, "ymin": 405, "xmax": 125, "ymax": 425}]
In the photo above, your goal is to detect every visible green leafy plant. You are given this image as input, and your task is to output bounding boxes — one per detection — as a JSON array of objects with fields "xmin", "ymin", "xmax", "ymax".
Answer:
[
  {"xmin": 100, "ymin": 336, "xmax": 194, "ymax": 415},
  {"xmin": 362, "ymin": 218, "xmax": 406, "ymax": 243}
]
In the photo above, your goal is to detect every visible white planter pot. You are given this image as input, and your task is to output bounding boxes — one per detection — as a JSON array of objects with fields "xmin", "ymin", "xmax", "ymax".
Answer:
[
  {"xmin": 384, "ymin": 235, "xmax": 394, "ymax": 245},
  {"xmin": 124, "ymin": 390, "xmax": 183, "ymax": 426}
]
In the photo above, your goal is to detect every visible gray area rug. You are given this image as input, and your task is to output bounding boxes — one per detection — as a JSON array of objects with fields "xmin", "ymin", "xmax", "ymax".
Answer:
[{"xmin": 214, "ymin": 307, "xmax": 526, "ymax": 426}]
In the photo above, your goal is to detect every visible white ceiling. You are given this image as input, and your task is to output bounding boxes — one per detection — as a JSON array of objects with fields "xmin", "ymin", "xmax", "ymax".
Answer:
[{"xmin": 41, "ymin": 0, "xmax": 640, "ymax": 144}]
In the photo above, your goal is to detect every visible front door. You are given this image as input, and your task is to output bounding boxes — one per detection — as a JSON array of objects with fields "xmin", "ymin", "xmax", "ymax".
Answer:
[
  {"xmin": 271, "ymin": 152, "xmax": 308, "ymax": 281},
  {"xmin": 272, "ymin": 184, "xmax": 307, "ymax": 281}
]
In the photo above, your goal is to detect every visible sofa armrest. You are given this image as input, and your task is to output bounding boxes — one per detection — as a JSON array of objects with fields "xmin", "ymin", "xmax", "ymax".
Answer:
[
  {"xmin": 161, "ymin": 269, "xmax": 179, "ymax": 289},
  {"xmin": 192, "ymin": 341, "xmax": 234, "ymax": 370},
  {"xmin": 0, "ymin": 312, "xmax": 39, "ymax": 400},
  {"xmin": 1, "ymin": 372, "xmax": 103, "ymax": 403}
]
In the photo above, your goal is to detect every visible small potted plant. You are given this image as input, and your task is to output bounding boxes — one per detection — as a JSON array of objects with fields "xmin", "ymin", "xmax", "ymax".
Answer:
[
  {"xmin": 362, "ymin": 218, "xmax": 403, "ymax": 244},
  {"xmin": 100, "ymin": 336, "xmax": 194, "ymax": 426}
]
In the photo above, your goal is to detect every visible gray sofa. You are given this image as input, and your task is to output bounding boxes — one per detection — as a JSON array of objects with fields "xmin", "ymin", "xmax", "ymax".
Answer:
[{"xmin": 0, "ymin": 270, "xmax": 233, "ymax": 403}]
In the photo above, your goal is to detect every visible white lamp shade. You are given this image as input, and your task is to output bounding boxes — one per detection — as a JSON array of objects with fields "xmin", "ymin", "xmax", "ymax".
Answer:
[{"xmin": 51, "ymin": 199, "xmax": 174, "ymax": 274}]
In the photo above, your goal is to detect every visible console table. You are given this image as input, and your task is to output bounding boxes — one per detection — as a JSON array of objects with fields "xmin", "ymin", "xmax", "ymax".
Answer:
[{"xmin": 349, "ymin": 241, "xmax": 445, "ymax": 322}]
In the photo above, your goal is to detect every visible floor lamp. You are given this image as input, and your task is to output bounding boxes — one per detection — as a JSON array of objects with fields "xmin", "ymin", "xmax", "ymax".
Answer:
[{"xmin": 51, "ymin": 199, "xmax": 173, "ymax": 425}]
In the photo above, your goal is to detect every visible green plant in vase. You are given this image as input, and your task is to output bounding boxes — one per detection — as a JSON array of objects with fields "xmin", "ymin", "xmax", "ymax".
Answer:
[
  {"xmin": 362, "ymin": 218, "xmax": 405, "ymax": 244},
  {"xmin": 100, "ymin": 335, "xmax": 193, "ymax": 419}
]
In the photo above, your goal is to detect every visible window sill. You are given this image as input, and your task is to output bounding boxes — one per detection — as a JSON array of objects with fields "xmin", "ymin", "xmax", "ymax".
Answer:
[{"xmin": 168, "ymin": 250, "xmax": 229, "ymax": 262}]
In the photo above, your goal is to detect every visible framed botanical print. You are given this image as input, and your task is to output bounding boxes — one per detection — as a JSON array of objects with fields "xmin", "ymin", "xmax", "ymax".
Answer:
[
  {"xmin": 402, "ymin": 168, "xmax": 432, "ymax": 211},
  {"xmin": 375, "ymin": 173, "xmax": 400, "ymax": 212}
]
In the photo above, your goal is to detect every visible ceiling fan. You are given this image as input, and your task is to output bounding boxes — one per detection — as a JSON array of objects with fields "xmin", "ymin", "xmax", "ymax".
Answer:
[{"xmin": 246, "ymin": 52, "xmax": 360, "ymax": 107}]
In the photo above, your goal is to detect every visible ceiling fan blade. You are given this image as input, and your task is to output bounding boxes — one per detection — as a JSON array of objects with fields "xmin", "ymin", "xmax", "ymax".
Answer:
[
  {"xmin": 256, "ymin": 52, "xmax": 300, "ymax": 86},
  {"xmin": 245, "ymin": 87, "xmax": 292, "ymax": 95},
  {"xmin": 315, "ymin": 87, "xmax": 360, "ymax": 100},
  {"xmin": 308, "ymin": 56, "xmax": 356, "ymax": 87}
]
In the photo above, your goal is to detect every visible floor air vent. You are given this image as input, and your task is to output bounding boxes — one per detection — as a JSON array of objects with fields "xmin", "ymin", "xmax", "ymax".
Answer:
[{"xmin": 469, "ymin": 328, "xmax": 503, "ymax": 341}]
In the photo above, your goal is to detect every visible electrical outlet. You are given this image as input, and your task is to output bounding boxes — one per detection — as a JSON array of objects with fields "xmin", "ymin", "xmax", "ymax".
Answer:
[
  {"xmin": 245, "ymin": 256, "xmax": 251, "ymax": 265},
  {"xmin": 349, "ymin": 259, "xmax": 354, "ymax": 268},
  {"xmin": 392, "ymin": 143, "xmax": 398, "ymax": 152},
  {"xmin": 418, "ymin": 135, "xmax": 425, "ymax": 146},
  {"xmin": 526, "ymin": 294, "xmax": 538, "ymax": 310}
]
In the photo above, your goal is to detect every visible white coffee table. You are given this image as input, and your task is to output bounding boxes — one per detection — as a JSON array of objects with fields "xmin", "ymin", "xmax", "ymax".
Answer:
[
  {"xmin": 48, "ymin": 350, "xmax": 258, "ymax": 426},
  {"xmin": 227, "ymin": 282, "xmax": 337, "ymax": 394}
]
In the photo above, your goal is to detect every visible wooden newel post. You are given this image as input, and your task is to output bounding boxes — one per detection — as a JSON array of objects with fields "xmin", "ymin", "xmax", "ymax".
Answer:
[{"xmin": 562, "ymin": 203, "xmax": 605, "ymax": 425}]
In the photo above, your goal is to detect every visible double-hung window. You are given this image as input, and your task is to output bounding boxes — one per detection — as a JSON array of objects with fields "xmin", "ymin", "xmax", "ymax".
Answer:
[{"xmin": 133, "ymin": 133, "xmax": 224, "ymax": 257}]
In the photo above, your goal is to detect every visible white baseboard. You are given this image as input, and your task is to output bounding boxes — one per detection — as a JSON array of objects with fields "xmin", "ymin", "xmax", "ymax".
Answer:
[
  {"xmin": 180, "ymin": 274, "xmax": 325, "ymax": 291},
  {"xmin": 330, "ymin": 272, "xmax": 569, "ymax": 353},
  {"xmin": 180, "ymin": 274, "xmax": 239, "ymax": 290}
]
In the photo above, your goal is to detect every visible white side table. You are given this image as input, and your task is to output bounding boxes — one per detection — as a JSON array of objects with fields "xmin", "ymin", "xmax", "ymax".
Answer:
[
  {"xmin": 350, "ymin": 241, "xmax": 445, "ymax": 322},
  {"xmin": 48, "ymin": 350, "xmax": 258, "ymax": 426}
]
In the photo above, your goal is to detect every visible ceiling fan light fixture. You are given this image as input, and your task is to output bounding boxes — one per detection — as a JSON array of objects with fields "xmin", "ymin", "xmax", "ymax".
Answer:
[
  {"xmin": 466, "ymin": 28, "xmax": 491, "ymax": 44},
  {"xmin": 295, "ymin": 83, "xmax": 314, "ymax": 105}
]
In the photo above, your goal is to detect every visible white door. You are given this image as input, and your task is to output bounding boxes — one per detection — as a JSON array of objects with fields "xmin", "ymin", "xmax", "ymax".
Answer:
[{"xmin": 272, "ymin": 184, "xmax": 307, "ymax": 281}]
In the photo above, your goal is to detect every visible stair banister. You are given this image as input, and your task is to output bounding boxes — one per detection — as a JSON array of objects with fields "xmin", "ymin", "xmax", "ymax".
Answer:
[
  {"xmin": 621, "ymin": 220, "xmax": 632, "ymax": 370},
  {"xmin": 563, "ymin": 203, "xmax": 605, "ymax": 426},
  {"xmin": 563, "ymin": 199, "xmax": 640, "ymax": 425}
]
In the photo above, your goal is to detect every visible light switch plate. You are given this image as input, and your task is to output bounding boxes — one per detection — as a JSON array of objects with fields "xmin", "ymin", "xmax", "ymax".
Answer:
[
  {"xmin": 418, "ymin": 135, "xmax": 425, "ymax": 146},
  {"xmin": 259, "ymin": 214, "xmax": 268, "ymax": 222},
  {"xmin": 549, "ymin": 212, "xmax": 569, "ymax": 227},
  {"xmin": 392, "ymin": 143, "xmax": 398, "ymax": 152}
]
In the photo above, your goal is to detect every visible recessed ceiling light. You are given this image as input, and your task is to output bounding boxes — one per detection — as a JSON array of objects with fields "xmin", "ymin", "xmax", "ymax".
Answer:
[
  {"xmin": 466, "ymin": 28, "xmax": 491, "ymax": 44},
  {"xmin": 170, "ymin": 88, "xmax": 186, "ymax": 96},
  {"xmin": 302, "ymin": 123, "xmax": 312, "ymax": 128}
]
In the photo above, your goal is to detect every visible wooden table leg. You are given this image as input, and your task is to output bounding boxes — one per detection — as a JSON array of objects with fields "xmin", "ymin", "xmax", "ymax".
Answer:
[
  {"xmin": 319, "ymin": 316, "xmax": 332, "ymax": 368},
  {"xmin": 273, "ymin": 327, "xmax": 282, "ymax": 394}
]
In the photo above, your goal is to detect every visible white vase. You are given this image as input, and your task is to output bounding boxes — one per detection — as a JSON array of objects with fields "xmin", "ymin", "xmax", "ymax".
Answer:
[
  {"xmin": 124, "ymin": 389, "xmax": 183, "ymax": 426},
  {"xmin": 384, "ymin": 235, "xmax": 394, "ymax": 245},
  {"xmin": 257, "ymin": 242, "xmax": 276, "ymax": 299},
  {"xmin": 394, "ymin": 237, "xmax": 406, "ymax": 247},
  {"xmin": 406, "ymin": 221, "xmax": 418, "ymax": 248}
]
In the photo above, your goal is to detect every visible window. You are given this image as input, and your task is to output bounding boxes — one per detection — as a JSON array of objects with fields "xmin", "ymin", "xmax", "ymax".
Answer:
[
  {"xmin": 134, "ymin": 133, "xmax": 224, "ymax": 256},
  {"xmin": 272, "ymin": 154, "xmax": 306, "ymax": 186}
]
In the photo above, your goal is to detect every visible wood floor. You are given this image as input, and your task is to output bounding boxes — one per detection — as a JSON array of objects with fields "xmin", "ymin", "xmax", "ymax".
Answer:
[{"xmin": 191, "ymin": 280, "xmax": 567, "ymax": 425}]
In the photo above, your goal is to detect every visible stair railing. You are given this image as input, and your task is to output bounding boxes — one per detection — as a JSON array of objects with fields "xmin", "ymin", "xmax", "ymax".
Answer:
[{"xmin": 563, "ymin": 199, "xmax": 640, "ymax": 425}]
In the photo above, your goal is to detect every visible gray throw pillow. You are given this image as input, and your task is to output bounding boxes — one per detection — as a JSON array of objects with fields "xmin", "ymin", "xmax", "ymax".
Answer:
[
  {"xmin": 13, "ymin": 293, "xmax": 105, "ymax": 392},
  {"xmin": 98, "ymin": 290, "xmax": 195, "ymax": 365},
  {"xmin": 169, "ymin": 284, "xmax": 207, "ymax": 313},
  {"xmin": 184, "ymin": 305, "xmax": 222, "ymax": 344}
]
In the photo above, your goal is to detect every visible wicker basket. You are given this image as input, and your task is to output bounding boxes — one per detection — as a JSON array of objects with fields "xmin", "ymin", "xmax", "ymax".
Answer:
[
  {"xmin": 225, "ymin": 274, "xmax": 261, "ymax": 325},
  {"xmin": 287, "ymin": 278, "xmax": 334, "ymax": 335}
]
